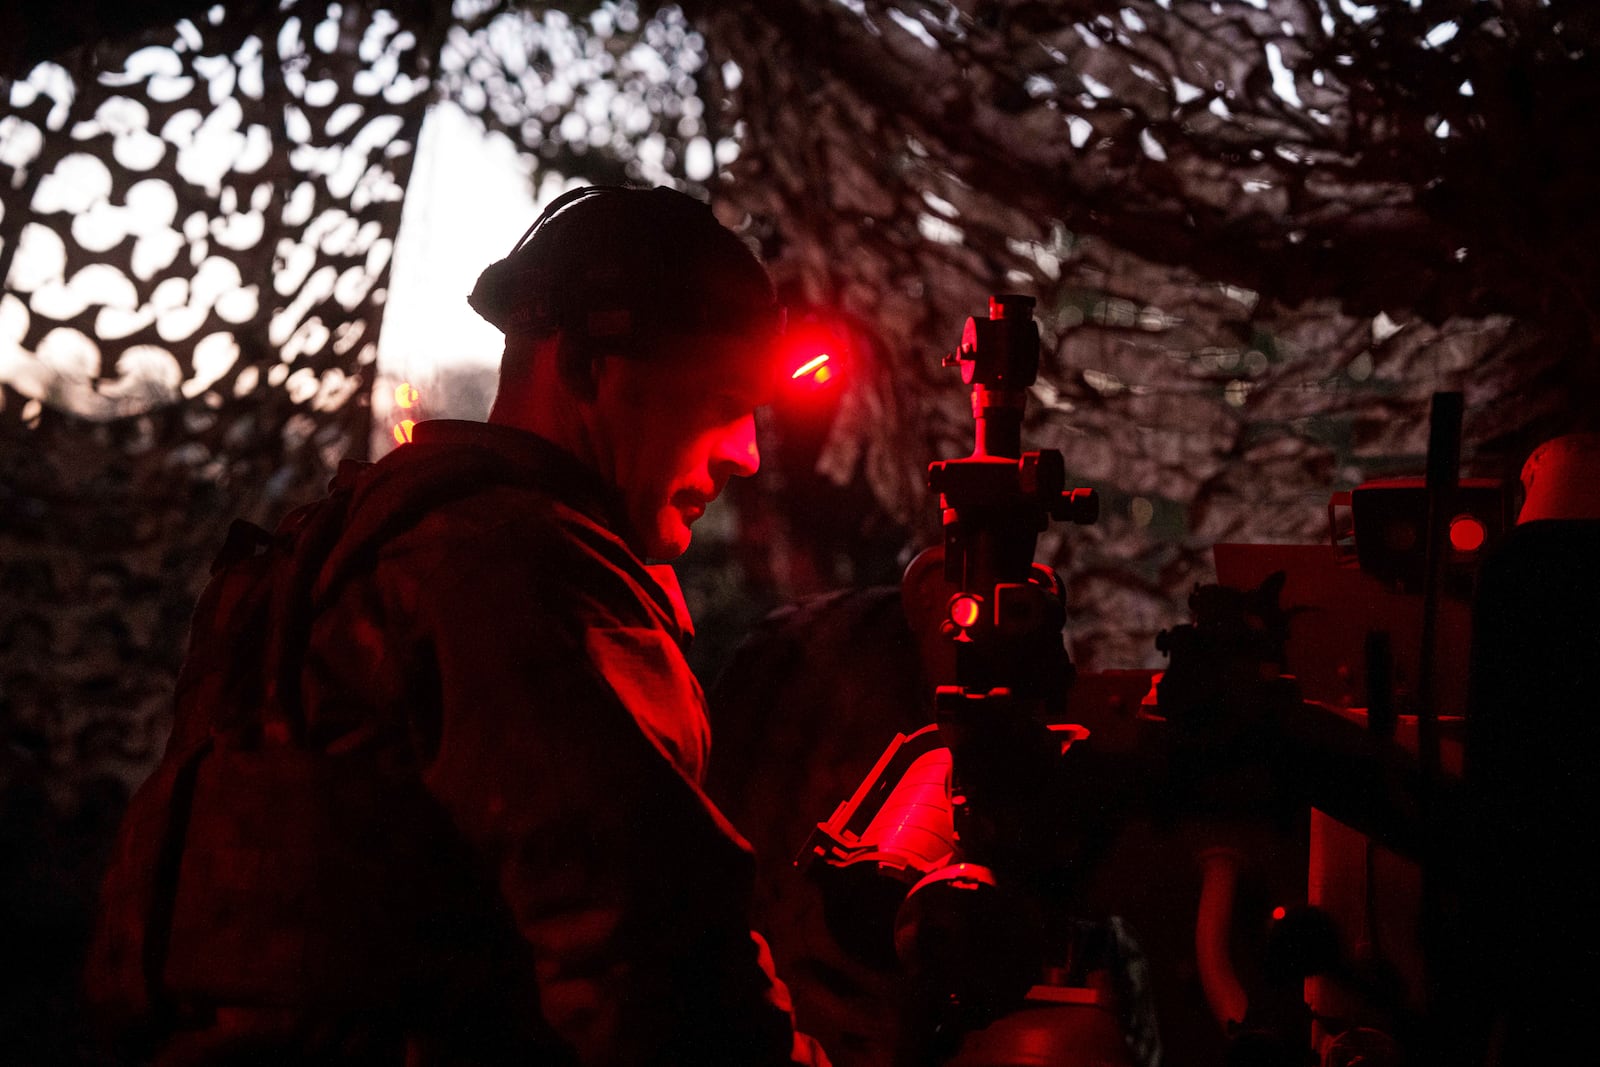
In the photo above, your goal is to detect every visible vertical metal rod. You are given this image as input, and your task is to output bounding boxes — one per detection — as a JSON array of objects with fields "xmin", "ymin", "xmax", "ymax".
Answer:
[
  {"xmin": 1364, "ymin": 630, "xmax": 1395, "ymax": 741},
  {"xmin": 1417, "ymin": 391, "xmax": 1462, "ymax": 803},
  {"xmin": 1416, "ymin": 389, "xmax": 1461, "ymax": 1057}
]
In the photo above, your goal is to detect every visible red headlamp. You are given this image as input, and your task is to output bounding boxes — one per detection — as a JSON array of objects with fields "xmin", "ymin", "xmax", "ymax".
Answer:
[{"xmin": 777, "ymin": 315, "xmax": 847, "ymax": 401}]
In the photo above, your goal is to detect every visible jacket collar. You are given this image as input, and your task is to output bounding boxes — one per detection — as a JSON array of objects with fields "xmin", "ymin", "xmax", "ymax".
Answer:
[{"xmin": 408, "ymin": 419, "xmax": 641, "ymax": 551}]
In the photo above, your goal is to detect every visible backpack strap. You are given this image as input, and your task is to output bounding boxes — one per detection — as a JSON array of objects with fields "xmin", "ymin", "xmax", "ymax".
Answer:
[{"xmin": 257, "ymin": 475, "xmax": 364, "ymax": 746}]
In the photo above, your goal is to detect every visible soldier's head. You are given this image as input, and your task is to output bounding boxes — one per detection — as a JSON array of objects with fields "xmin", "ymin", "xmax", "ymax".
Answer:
[{"xmin": 470, "ymin": 186, "xmax": 782, "ymax": 560}]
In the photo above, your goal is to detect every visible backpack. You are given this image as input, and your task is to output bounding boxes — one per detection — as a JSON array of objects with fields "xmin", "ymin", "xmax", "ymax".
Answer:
[{"xmin": 84, "ymin": 447, "xmax": 569, "ymax": 1059}]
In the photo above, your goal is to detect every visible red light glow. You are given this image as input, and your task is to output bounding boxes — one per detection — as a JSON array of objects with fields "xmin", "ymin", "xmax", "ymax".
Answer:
[
  {"xmin": 791, "ymin": 353, "xmax": 831, "ymax": 380},
  {"xmin": 776, "ymin": 318, "xmax": 848, "ymax": 412},
  {"xmin": 1271, "ymin": 905, "xmax": 1287, "ymax": 921},
  {"xmin": 949, "ymin": 594, "xmax": 983, "ymax": 629},
  {"xmin": 1449, "ymin": 515, "xmax": 1486, "ymax": 553}
]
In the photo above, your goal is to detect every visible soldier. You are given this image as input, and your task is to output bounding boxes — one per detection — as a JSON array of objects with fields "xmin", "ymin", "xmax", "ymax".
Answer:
[{"xmin": 87, "ymin": 186, "xmax": 829, "ymax": 1066}]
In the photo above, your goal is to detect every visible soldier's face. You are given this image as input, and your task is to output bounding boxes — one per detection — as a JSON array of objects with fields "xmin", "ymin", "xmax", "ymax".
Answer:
[{"xmin": 592, "ymin": 336, "xmax": 771, "ymax": 561}]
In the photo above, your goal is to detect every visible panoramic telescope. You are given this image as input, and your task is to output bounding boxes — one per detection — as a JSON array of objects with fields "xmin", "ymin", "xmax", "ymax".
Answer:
[{"xmin": 801, "ymin": 294, "xmax": 1129, "ymax": 1067}]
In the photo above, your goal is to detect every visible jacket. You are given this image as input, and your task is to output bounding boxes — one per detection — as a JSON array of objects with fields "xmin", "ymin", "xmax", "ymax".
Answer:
[{"xmin": 86, "ymin": 419, "xmax": 827, "ymax": 1066}]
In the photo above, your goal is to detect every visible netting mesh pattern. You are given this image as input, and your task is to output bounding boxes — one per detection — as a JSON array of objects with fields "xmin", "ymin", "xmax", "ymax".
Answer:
[
  {"xmin": 698, "ymin": 0, "xmax": 1597, "ymax": 668},
  {"xmin": 1, "ymin": 0, "xmax": 442, "ymax": 809}
]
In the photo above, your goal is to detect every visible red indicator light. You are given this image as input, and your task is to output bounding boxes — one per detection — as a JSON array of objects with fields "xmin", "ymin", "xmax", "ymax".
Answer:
[
  {"xmin": 1271, "ymin": 905, "xmax": 1287, "ymax": 921},
  {"xmin": 1449, "ymin": 515, "xmax": 1486, "ymax": 553},
  {"xmin": 949, "ymin": 594, "xmax": 983, "ymax": 629},
  {"xmin": 393, "ymin": 418, "xmax": 416, "ymax": 445},
  {"xmin": 394, "ymin": 382, "xmax": 419, "ymax": 409},
  {"xmin": 791, "ymin": 353, "xmax": 831, "ymax": 380}
]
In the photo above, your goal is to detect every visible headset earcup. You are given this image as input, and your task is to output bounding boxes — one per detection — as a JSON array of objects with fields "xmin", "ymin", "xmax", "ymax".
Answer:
[{"xmin": 467, "ymin": 257, "xmax": 512, "ymax": 332}]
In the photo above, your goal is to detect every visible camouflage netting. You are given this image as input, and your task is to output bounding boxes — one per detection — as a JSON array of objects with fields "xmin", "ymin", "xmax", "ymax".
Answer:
[
  {"xmin": 415, "ymin": 0, "xmax": 1600, "ymax": 674},
  {"xmin": 0, "ymin": 2, "xmax": 442, "ymax": 1053},
  {"xmin": 685, "ymin": 0, "xmax": 1600, "ymax": 668},
  {"xmin": 3, "ymin": 0, "xmax": 1600, "ymax": 1055},
  {"xmin": 1, "ymin": 0, "xmax": 446, "ymax": 805}
]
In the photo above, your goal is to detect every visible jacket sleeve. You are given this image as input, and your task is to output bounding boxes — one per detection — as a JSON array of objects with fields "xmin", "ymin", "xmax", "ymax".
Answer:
[{"xmin": 408, "ymin": 529, "xmax": 829, "ymax": 1067}]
